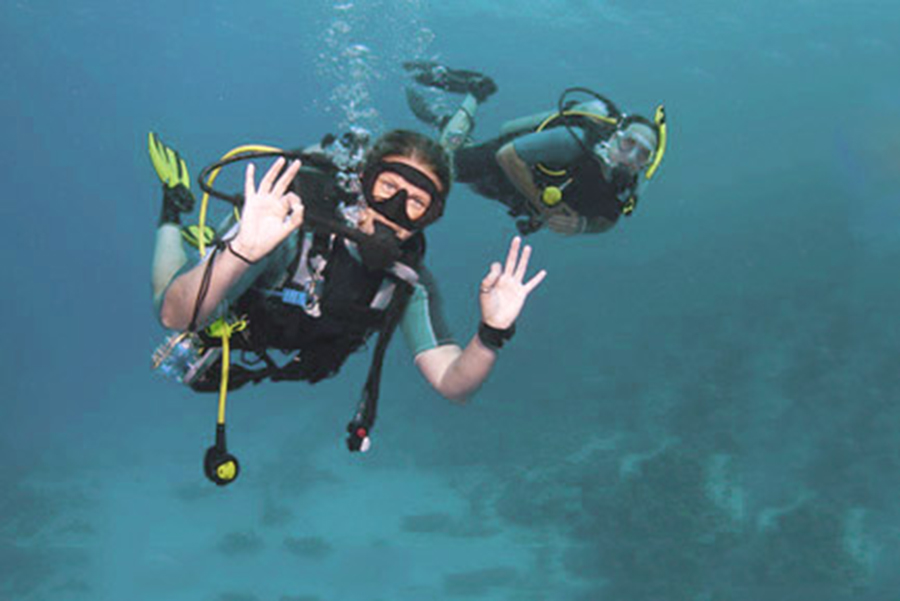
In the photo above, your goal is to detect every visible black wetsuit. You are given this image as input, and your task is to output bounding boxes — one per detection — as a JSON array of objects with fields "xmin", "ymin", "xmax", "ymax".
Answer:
[{"xmin": 455, "ymin": 125, "xmax": 638, "ymax": 229}]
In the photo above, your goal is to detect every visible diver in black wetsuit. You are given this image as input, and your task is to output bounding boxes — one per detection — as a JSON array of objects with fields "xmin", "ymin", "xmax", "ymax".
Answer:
[{"xmin": 404, "ymin": 61, "xmax": 667, "ymax": 236}]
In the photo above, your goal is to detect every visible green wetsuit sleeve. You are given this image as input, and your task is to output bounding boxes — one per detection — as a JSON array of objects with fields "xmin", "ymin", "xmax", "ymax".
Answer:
[{"xmin": 400, "ymin": 272, "xmax": 456, "ymax": 356}]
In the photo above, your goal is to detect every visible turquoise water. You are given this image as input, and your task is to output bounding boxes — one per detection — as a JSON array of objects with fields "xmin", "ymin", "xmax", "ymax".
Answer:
[{"xmin": 1, "ymin": 1, "xmax": 898, "ymax": 599}]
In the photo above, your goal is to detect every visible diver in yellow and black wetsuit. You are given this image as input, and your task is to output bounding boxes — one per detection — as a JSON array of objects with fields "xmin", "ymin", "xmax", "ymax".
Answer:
[{"xmin": 404, "ymin": 62, "xmax": 667, "ymax": 236}]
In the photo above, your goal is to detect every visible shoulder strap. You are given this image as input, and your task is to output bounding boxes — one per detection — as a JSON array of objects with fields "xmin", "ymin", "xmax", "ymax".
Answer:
[{"xmin": 345, "ymin": 276, "xmax": 415, "ymax": 452}]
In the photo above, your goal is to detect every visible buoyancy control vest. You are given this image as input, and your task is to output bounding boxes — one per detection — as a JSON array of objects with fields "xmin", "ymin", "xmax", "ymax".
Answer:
[
  {"xmin": 529, "ymin": 102, "xmax": 640, "ymax": 221},
  {"xmin": 155, "ymin": 134, "xmax": 435, "ymax": 486},
  {"xmin": 188, "ymin": 157, "xmax": 426, "ymax": 390},
  {"xmin": 187, "ymin": 150, "xmax": 427, "ymax": 455},
  {"xmin": 211, "ymin": 227, "xmax": 425, "ymax": 386}
]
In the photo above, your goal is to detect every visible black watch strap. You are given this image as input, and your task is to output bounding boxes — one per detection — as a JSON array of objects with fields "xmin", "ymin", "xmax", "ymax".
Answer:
[{"xmin": 477, "ymin": 321, "xmax": 516, "ymax": 351}]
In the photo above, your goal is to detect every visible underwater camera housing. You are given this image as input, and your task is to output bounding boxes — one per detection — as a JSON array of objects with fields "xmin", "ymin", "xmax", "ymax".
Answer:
[{"xmin": 152, "ymin": 332, "xmax": 222, "ymax": 387}]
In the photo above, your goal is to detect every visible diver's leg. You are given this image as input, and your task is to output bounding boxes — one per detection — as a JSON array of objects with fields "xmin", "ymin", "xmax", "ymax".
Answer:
[
  {"xmin": 404, "ymin": 62, "xmax": 497, "ymax": 148},
  {"xmin": 147, "ymin": 133, "xmax": 196, "ymax": 302},
  {"xmin": 402, "ymin": 62, "xmax": 498, "ymax": 102},
  {"xmin": 439, "ymin": 93, "xmax": 479, "ymax": 153},
  {"xmin": 405, "ymin": 86, "xmax": 445, "ymax": 128},
  {"xmin": 152, "ymin": 223, "xmax": 187, "ymax": 302}
]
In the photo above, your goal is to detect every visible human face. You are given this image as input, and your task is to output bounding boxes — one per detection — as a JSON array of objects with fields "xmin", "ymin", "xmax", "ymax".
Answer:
[
  {"xmin": 608, "ymin": 126, "xmax": 657, "ymax": 174},
  {"xmin": 365, "ymin": 154, "xmax": 443, "ymax": 238}
]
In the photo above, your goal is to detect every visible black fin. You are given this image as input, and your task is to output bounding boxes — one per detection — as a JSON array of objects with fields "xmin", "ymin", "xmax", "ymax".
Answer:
[
  {"xmin": 405, "ymin": 86, "xmax": 444, "ymax": 127},
  {"xmin": 404, "ymin": 61, "xmax": 497, "ymax": 102}
]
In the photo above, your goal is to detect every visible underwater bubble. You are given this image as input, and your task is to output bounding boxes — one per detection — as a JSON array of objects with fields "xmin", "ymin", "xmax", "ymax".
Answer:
[{"xmin": 345, "ymin": 43, "xmax": 371, "ymax": 58}]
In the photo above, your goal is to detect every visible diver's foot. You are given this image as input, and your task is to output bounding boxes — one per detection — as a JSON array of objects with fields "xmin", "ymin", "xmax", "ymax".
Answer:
[
  {"xmin": 159, "ymin": 183, "xmax": 195, "ymax": 226},
  {"xmin": 149, "ymin": 132, "xmax": 196, "ymax": 225},
  {"xmin": 405, "ymin": 86, "xmax": 449, "ymax": 129},
  {"xmin": 403, "ymin": 61, "xmax": 497, "ymax": 103},
  {"xmin": 180, "ymin": 223, "xmax": 216, "ymax": 249},
  {"xmin": 465, "ymin": 73, "xmax": 497, "ymax": 103}
]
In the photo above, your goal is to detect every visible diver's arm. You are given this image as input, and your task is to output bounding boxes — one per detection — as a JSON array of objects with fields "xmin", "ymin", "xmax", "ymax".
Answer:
[
  {"xmin": 545, "ymin": 211, "xmax": 587, "ymax": 236},
  {"xmin": 495, "ymin": 143, "xmax": 542, "ymax": 207},
  {"xmin": 403, "ymin": 269, "xmax": 493, "ymax": 402},
  {"xmin": 159, "ymin": 248, "xmax": 257, "ymax": 330},
  {"xmin": 496, "ymin": 127, "xmax": 589, "ymax": 211},
  {"xmin": 545, "ymin": 212, "xmax": 616, "ymax": 236},
  {"xmin": 160, "ymin": 159, "xmax": 305, "ymax": 330},
  {"xmin": 414, "ymin": 341, "xmax": 495, "ymax": 403},
  {"xmin": 415, "ymin": 237, "xmax": 547, "ymax": 403}
]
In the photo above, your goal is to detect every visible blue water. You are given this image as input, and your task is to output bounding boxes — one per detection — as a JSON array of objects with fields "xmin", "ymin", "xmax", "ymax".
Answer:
[{"xmin": 2, "ymin": 1, "xmax": 898, "ymax": 599}]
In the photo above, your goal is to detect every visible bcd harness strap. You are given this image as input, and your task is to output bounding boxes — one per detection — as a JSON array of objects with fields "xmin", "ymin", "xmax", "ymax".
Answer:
[
  {"xmin": 189, "ymin": 232, "xmax": 420, "ymax": 454},
  {"xmin": 529, "ymin": 90, "xmax": 668, "ymax": 218},
  {"xmin": 345, "ymin": 274, "xmax": 416, "ymax": 452}
]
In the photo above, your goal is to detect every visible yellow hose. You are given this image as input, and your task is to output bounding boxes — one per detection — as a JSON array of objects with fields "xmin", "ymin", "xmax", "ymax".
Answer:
[
  {"xmin": 218, "ymin": 334, "xmax": 230, "ymax": 425},
  {"xmin": 206, "ymin": 318, "xmax": 248, "ymax": 426},
  {"xmin": 534, "ymin": 110, "xmax": 618, "ymax": 177},
  {"xmin": 198, "ymin": 144, "xmax": 284, "ymax": 256}
]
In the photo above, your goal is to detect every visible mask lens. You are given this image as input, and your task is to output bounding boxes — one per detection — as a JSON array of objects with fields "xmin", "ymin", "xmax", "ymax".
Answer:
[
  {"xmin": 405, "ymin": 193, "xmax": 430, "ymax": 221},
  {"xmin": 635, "ymin": 146, "xmax": 651, "ymax": 165},
  {"xmin": 373, "ymin": 174, "xmax": 432, "ymax": 221},
  {"xmin": 363, "ymin": 161, "xmax": 444, "ymax": 231},
  {"xmin": 617, "ymin": 130, "xmax": 654, "ymax": 168},
  {"xmin": 618, "ymin": 133, "xmax": 636, "ymax": 152}
]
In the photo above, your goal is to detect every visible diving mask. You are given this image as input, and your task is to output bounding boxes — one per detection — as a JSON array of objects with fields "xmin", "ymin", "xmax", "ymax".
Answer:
[
  {"xmin": 610, "ymin": 128, "xmax": 656, "ymax": 170},
  {"xmin": 361, "ymin": 161, "xmax": 445, "ymax": 231}
]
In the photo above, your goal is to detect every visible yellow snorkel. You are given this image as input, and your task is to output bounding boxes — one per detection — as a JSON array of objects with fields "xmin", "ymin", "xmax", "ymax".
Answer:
[{"xmin": 645, "ymin": 104, "xmax": 667, "ymax": 181}]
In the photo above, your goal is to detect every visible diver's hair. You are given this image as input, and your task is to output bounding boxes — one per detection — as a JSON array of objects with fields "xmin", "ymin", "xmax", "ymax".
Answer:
[{"xmin": 362, "ymin": 129, "xmax": 452, "ymax": 196}]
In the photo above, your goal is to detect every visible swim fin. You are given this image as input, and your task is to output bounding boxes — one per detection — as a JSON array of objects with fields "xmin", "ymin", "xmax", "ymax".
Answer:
[
  {"xmin": 149, "ymin": 132, "xmax": 191, "ymax": 189},
  {"xmin": 148, "ymin": 132, "xmax": 196, "ymax": 225},
  {"xmin": 181, "ymin": 224, "xmax": 217, "ymax": 249},
  {"xmin": 405, "ymin": 86, "xmax": 447, "ymax": 129},
  {"xmin": 403, "ymin": 61, "xmax": 498, "ymax": 103}
]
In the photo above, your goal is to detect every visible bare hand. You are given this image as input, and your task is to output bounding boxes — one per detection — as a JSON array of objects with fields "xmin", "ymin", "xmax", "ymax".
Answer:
[
  {"xmin": 231, "ymin": 158, "xmax": 304, "ymax": 262},
  {"xmin": 479, "ymin": 237, "xmax": 547, "ymax": 329}
]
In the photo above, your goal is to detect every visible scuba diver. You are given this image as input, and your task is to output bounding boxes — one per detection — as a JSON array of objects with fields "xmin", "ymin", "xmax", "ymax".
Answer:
[
  {"xmin": 403, "ymin": 61, "xmax": 668, "ymax": 236},
  {"xmin": 149, "ymin": 129, "xmax": 546, "ymax": 485}
]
